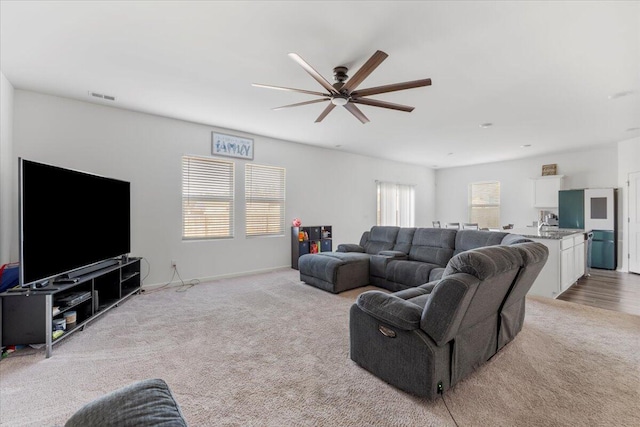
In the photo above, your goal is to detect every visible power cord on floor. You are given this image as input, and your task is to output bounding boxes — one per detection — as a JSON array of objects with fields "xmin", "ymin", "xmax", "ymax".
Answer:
[
  {"xmin": 173, "ymin": 266, "xmax": 200, "ymax": 292},
  {"xmin": 141, "ymin": 264, "xmax": 200, "ymax": 295},
  {"xmin": 438, "ymin": 382, "xmax": 460, "ymax": 427}
]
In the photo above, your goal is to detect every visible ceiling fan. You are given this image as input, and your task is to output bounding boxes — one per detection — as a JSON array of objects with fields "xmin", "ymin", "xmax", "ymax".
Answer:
[{"xmin": 252, "ymin": 50, "xmax": 432, "ymax": 124}]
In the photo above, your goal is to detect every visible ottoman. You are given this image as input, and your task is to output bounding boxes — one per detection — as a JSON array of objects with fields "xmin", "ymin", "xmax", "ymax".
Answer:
[{"xmin": 298, "ymin": 252, "xmax": 371, "ymax": 293}]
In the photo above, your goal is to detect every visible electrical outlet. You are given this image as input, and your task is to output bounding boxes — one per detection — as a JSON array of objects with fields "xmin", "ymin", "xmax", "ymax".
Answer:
[{"xmin": 171, "ymin": 260, "xmax": 177, "ymax": 268}]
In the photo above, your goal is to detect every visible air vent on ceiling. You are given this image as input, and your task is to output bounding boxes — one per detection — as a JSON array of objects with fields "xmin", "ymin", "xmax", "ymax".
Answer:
[{"xmin": 88, "ymin": 91, "xmax": 116, "ymax": 101}]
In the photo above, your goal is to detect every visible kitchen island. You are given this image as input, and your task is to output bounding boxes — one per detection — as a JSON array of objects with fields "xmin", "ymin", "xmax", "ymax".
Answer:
[{"xmin": 509, "ymin": 227, "xmax": 587, "ymax": 299}]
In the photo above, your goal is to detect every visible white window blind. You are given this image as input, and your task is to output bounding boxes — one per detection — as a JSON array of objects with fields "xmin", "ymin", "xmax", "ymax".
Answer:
[
  {"xmin": 182, "ymin": 156, "xmax": 234, "ymax": 239},
  {"xmin": 377, "ymin": 181, "xmax": 415, "ymax": 227},
  {"xmin": 470, "ymin": 181, "xmax": 500, "ymax": 228},
  {"xmin": 245, "ymin": 164, "xmax": 286, "ymax": 237}
]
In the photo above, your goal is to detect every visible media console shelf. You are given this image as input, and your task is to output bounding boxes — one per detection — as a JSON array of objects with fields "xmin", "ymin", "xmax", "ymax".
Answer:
[{"xmin": 0, "ymin": 257, "xmax": 141, "ymax": 358}]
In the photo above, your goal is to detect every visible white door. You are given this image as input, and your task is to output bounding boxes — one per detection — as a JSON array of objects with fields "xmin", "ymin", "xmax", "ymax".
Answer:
[{"xmin": 629, "ymin": 172, "xmax": 640, "ymax": 274}]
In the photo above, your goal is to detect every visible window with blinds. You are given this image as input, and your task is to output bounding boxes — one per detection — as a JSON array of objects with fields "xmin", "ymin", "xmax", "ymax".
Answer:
[
  {"xmin": 376, "ymin": 181, "xmax": 415, "ymax": 227},
  {"xmin": 182, "ymin": 156, "xmax": 234, "ymax": 240},
  {"xmin": 469, "ymin": 181, "xmax": 500, "ymax": 228},
  {"xmin": 245, "ymin": 164, "xmax": 286, "ymax": 237}
]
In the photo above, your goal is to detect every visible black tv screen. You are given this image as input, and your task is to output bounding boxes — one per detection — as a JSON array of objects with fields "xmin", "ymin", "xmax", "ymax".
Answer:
[{"xmin": 19, "ymin": 158, "xmax": 131, "ymax": 287}]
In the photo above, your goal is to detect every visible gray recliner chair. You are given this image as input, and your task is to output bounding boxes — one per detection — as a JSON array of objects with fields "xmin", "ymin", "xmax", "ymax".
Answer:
[{"xmin": 349, "ymin": 242, "xmax": 548, "ymax": 399}]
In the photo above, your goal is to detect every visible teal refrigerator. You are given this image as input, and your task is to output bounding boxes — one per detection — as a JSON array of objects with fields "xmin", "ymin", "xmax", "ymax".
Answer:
[
  {"xmin": 558, "ymin": 190, "xmax": 584, "ymax": 229},
  {"xmin": 558, "ymin": 188, "xmax": 617, "ymax": 270}
]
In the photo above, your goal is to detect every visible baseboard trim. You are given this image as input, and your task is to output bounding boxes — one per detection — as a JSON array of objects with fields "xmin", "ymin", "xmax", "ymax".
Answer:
[{"xmin": 141, "ymin": 265, "xmax": 292, "ymax": 290}]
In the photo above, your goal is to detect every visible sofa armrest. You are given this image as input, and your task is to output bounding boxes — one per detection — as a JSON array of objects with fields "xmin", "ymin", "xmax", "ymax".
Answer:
[
  {"xmin": 337, "ymin": 244, "xmax": 365, "ymax": 253},
  {"xmin": 355, "ymin": 291, "xmax": 422, "ymax": 331},
  {"xmin": 370, "ymin": 252, "xmax": 407, "ymax": 278},
  {"xmin": 65, "ymin": 378, "xmax": 187, "ymax": 427},
  {"xmin": 377, "ymin": 250, "xmax": 408, "ymax": 259}
]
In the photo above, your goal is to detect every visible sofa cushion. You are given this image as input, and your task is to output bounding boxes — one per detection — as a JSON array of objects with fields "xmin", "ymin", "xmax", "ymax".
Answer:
[
  {"xmin": 392, "ymin": 227, "xmax": 417, "ymax": 253},
  {"xmin": 299, "ymin": 252, "xmax": 369, "ymax": 284},
  {"xmin": 359, "ymin": 231, "xmax": 370, "ymax": 247},
  {"xmin": 408, "ymin": 228, "xmax": 457, "ymax": 265},
  {"xmin": 419, "ymin": 274, "xmax": 481, "ymax": 346},
  {"xmin": 299, "ymin": 252, "xmax": 371, "ymax": 293},
  {"xmin": 498, "ymin": 242, "xmax": 549, "ymax": 349},
  {"xmin": 506, "ymin": 242, "xmax": 549, "ymax": 304},
  {"xmin": 386, "ymin": 260, "xmax": 442, "ymax": 288},
  {"xmin": 336, "ymin": 243, "xmax": 365, "ymax": 253},
  {"xmin": 429, "ymin": 267, "xmax": 446, "ymax": 282},
  {"xmin": 392, "ymin": 285, "xmax": 433, "ymax": 300},
  {"xmin": 453, "ymin": 230, "xmax": 508, "ymax": 256},
  {"xmin": 443, "ymin": 245, "xmax": 522, "ymax": 280},
  {"xmin": 363, "ymin": 226, "xmax": 400, "ymax": 254},
  {"xmin": 422, "ymin": 246, "xmax": 523, "ymax": 346},
  {"xmin": 64, "ymin": 378, "xmax": 187, "ymax": 427}
]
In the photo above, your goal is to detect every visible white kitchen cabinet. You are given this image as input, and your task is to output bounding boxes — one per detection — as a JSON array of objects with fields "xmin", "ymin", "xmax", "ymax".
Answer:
[
  {"xmin": 559, "ymin": 233, "xmax": 585, "ymax": 291},
  {"xmin": 512, "ymin": 230, "xmax": 586, "ymax": 298},
  {"xmin": 532, "ymin": 175, "xmax": 565, "ymax": 208},
  {"xmin": 560, "ymin": 245, "xmax": 574, "ymax": 291}
]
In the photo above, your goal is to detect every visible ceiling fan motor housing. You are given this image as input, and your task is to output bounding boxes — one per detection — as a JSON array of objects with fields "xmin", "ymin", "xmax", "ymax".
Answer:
[{"xmin": 333, "ymin": 66, "xmax": 349, "ymax": 84}]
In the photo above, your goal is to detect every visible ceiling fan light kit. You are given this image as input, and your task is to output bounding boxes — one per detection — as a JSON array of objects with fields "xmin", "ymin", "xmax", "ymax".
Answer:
[
  {"xmin": 331, "ymin": 96, "xmax": 349, "ymax": 106},
  {"xmin": 252, "ymin": 50, "xmax": 431, "ymax": 124}
]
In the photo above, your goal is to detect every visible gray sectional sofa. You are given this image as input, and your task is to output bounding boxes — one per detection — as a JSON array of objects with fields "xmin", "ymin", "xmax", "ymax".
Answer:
[
  {"xmin": 298, "ymin": 225, "xmax": 549, "ymax": 399},
  {"xmin": 350, "ymin": 242, "xmax": 549, "ymax": 398},
  {"xmin": 298, "ymin": 226, "xmax": 530, "ymax": 293}
]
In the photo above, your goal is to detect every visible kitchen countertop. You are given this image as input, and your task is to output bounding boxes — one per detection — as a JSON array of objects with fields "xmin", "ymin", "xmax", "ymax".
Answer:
[{"xmin": 509, "ymin": 227, "xmax": 586, "ymax": 240}]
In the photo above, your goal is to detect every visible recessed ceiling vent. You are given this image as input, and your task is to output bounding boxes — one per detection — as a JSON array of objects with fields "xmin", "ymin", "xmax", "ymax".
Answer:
[{"xmin": 88, "ymin": 91, "xmax": 116, "ymax": 101}]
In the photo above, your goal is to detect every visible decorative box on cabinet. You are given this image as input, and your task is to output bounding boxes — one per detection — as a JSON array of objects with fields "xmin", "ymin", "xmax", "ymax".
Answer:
[{"xmin": 291, "ymin": 226, "xmax": 332, "ymax": 269}]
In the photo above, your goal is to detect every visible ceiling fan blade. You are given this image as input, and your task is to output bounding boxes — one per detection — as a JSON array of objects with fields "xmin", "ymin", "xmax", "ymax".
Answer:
[
  {"xmin": 288, "ymin": 53, "xmax": 340, "ymax": 95},
  {"xmin": 273, "ymin": 98, "xmax": 329, "ymax": 111},
  {"xmin": 344, "ymin": 103, "xmax": 370, "ymax": 124},
  {"xmin": 351, "ymin": 98, "xmax": 414, "ymax": 112},
  {"xmin": 341, "ymin": 50, "xmax": 388, "ymax": 94},
  {"xmin": 252, "ymin": 83, "xmax": 329, "ymax": 97},
  {"xmin": 315, "ymin": 103, "xmax": 336, "ymax": 123},
  {"xmin": 352, "ymin": 78, "xmax": 432, "ymax": 97}
]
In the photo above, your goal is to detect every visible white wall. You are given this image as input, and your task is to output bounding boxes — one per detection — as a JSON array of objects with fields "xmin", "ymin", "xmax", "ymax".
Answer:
[
  {"xmin": 434, "ymin": 144, "xmax": 619, "ymax": 229},
  {"xmin": 617, "ymin": 137, "xmax": 640, "ymax": 271},
  {"xmin": 11, "ymin": 90, "xmax": 435, "ymax": 285},
  {"xmin": 0, "ymin": 72, "xmax": 15, "ymax": 264}
]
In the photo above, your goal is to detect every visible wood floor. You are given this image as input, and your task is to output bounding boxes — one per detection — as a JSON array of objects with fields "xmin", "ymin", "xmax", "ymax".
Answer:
[{"xmin": 557, "ymin": 268, "xmax": 640, "ymax": 316}]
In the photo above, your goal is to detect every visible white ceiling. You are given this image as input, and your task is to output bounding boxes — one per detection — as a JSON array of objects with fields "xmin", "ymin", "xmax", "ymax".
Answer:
[{"xmin": 1, "ymin": 1, "xmax": 639, "ymax": 168}]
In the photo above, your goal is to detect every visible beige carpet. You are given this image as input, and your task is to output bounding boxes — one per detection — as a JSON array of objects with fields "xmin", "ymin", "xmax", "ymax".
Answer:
[{"xmin": 1, "ymin": 269, "xmax": 639, "ymax": 426}]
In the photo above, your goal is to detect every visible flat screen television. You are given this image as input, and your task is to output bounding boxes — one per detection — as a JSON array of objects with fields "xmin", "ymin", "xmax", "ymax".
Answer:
[{"xmin": 19, "ymin": 158, "xmax": 131, "ymax": 288}]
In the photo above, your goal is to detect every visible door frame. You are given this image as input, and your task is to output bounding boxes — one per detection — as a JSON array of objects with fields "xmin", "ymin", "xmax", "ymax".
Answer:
[{"xmin": 629, "ymin": 171, "xmax": 640, "ymax": 274}]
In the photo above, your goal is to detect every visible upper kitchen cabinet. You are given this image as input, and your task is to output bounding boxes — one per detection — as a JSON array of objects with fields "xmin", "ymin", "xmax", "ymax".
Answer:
[{"xmin": 531, "ymin": 175, "xmax": 565, "ymax": 208}]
